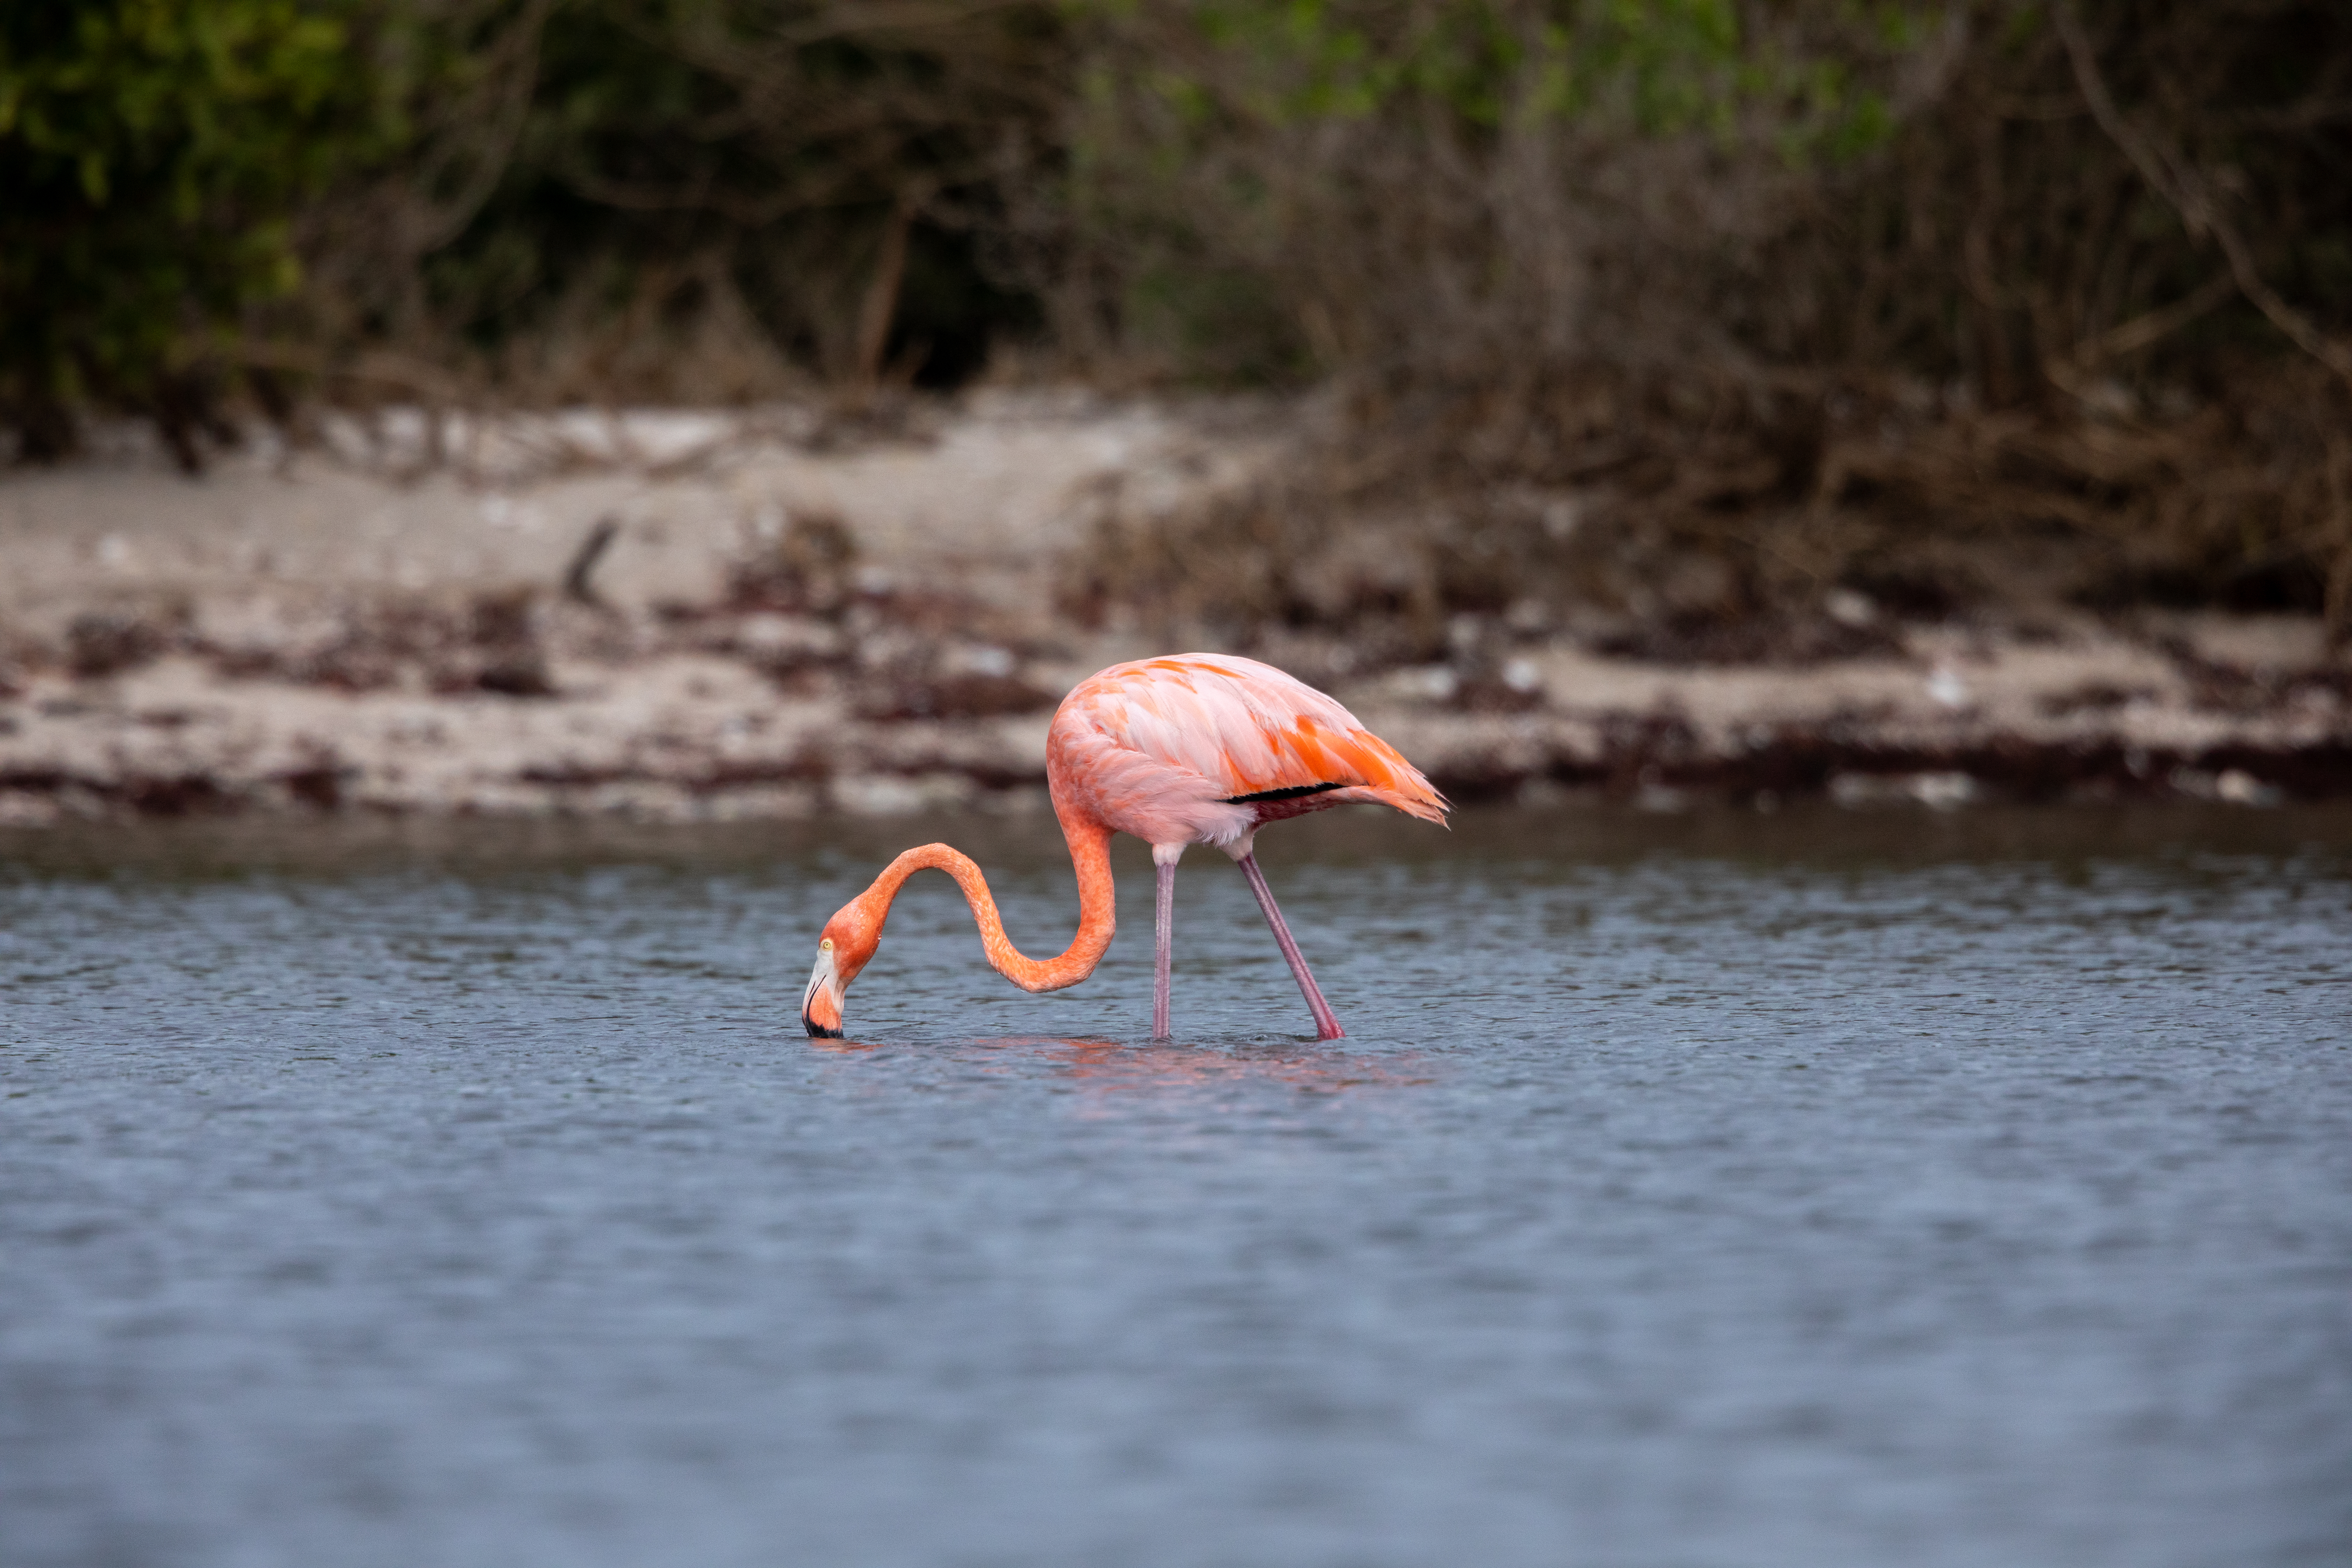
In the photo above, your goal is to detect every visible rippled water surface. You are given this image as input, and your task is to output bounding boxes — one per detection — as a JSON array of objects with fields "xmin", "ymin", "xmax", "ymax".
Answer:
[{"xmin": 3, "ymin": 806, "xmax": 2350, "ymax": 1568}]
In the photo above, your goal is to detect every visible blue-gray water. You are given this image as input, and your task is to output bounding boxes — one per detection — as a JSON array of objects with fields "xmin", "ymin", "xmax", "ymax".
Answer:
[{"xmin": 3, "ymin": 806, "xmax": 2349, "ymax": 1568}]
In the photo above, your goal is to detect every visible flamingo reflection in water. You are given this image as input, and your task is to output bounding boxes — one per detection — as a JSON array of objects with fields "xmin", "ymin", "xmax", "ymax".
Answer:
[
  {"xmin": 801, "ymin": 654, "xmax": 1447, "ymax": 1042},
  {"xmin": 805, "ymin": 1035, "xmax": 1436, "ymax": 1098}
]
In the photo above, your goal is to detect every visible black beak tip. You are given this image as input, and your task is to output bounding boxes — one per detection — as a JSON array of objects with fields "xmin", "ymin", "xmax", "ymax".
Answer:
[{"xmin": 802, "ymin": 1014, "xmax": 845, "ymax": 1039}]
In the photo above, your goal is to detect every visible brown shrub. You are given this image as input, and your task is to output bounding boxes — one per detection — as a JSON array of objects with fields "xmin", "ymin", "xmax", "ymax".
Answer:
[{"xmin": 1038, "ymin": 1, "xmax": 2352, "ymax": 650}]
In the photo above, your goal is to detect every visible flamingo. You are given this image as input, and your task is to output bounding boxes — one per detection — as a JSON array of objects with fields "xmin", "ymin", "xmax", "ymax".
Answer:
[{"xmin": 800, "ymin": 652, "xmax": 1447, "ymax": 1041}]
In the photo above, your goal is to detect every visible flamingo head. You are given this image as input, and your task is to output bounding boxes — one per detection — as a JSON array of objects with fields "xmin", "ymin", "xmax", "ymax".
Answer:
[{"xmin": 801, "ymin": 893, "xmax": 884, "ymax": 1037}]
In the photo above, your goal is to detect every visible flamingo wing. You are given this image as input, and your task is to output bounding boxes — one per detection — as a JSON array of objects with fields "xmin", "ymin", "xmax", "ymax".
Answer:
[{"xmin": 1048, "ymin": 653, "xmax": 1447, "ymax": 848}]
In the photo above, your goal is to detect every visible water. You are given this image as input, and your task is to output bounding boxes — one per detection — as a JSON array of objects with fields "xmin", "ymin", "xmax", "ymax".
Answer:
[{"xmin": 3, "ymin": 806, "xmax": 2349, "ymax": 1568}]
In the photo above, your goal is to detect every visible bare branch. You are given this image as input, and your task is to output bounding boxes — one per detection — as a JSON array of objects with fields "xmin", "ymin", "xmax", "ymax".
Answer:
[
  {"xmin": 404, "ymin": 0, "xmax": 559, "ymax": 255},
  {"xmin": 2050, "ymin": 270, "xmax": 2236, "ymax": 392},
  {"xmin": 2057, "ymin": 2, "xmax": 2352, "ymax": 388}
]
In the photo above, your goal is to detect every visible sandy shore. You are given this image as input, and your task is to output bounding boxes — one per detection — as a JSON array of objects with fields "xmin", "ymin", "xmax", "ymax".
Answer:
[{"xmin": 3, "ymin": 393, "xmax": 2347, "ymax": 827}]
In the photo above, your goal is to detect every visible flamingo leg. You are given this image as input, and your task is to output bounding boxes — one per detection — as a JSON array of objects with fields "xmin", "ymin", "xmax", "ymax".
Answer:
[
  {"xmin": 1153, "ymin": 855, "xmax": 1175, "ymax": 1039},
  {"xmin": 1235, "ymin": 851, "xmax": 1344, "ymax": 1040}
]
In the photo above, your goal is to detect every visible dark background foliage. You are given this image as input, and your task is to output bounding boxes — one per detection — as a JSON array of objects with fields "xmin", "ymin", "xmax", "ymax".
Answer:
[{"xmin": 5, "ymin": 0, "xmax": 2349, "ymax": 630}]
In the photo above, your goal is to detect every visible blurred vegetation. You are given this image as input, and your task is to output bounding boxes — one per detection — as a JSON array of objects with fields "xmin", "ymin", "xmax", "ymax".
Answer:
[
  {"xmin": 1052, "ymin": 0, "xmax": 2352, "ymax": 643},
  {"xmin": 4, "ymin": 0, "xmax": 2351, "ymax": 633},
  {"xmin": 0, "ymin": 0, "xmax": 396, "ymax": 464}
]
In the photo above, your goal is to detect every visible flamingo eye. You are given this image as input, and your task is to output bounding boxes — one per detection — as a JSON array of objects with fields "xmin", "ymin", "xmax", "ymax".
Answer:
[{"xmin": 821, "ymin": 937, "xmax": 834, "ymax": 953}]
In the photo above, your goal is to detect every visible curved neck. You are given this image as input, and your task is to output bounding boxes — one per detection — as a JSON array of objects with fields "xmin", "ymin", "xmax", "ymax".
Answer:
[{"xmin": 864, "ymin": 815, "xmax": 1115, "ymax": 994}]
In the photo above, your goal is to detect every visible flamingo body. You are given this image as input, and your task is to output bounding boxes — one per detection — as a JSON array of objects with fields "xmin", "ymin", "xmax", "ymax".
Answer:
[
  {"xmin": 1049, "ymin": 653, "xmax": 1446, "ymax": 851},
  {"xmin": 802, "ymin": 653, "xmax": 1446, "ymax": 1040}
]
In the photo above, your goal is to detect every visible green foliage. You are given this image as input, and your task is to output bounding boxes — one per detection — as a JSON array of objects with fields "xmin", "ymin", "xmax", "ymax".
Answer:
[
  {"xmin": 413, "ymin": 0, "xmax": 1059, "ymax": 384},
  {"xmin": 1056, "ymin": 0, "xmax": 1930, "ymax": 379},
  {"xmin": 4, "ymin": 0, "xmax": 2346, "ymax": 506},
  {"xmin": 1107, "ymin": 0, "xmax": 1906, "ymax": 154},
  {"xmin": 0, "ymin": 0, "xmax": 397, "ymax": 456}
]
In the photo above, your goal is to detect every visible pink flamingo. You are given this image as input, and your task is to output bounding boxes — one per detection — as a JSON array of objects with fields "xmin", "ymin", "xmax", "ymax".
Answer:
[{"xmin": 801, "ymin": 653, "xmax": 1447, "ymax": 1041}]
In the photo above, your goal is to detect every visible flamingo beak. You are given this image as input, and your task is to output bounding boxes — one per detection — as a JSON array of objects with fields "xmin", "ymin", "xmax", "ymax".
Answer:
[{"xmin": 801, "ymin": 946, "xmax": 845, "ymax": 1038}]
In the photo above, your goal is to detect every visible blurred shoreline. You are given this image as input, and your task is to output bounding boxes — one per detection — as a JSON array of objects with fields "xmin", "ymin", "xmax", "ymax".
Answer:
[{"xmin": 3, "ymin": 393, "xmax": 2347, "ymax": 830}]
